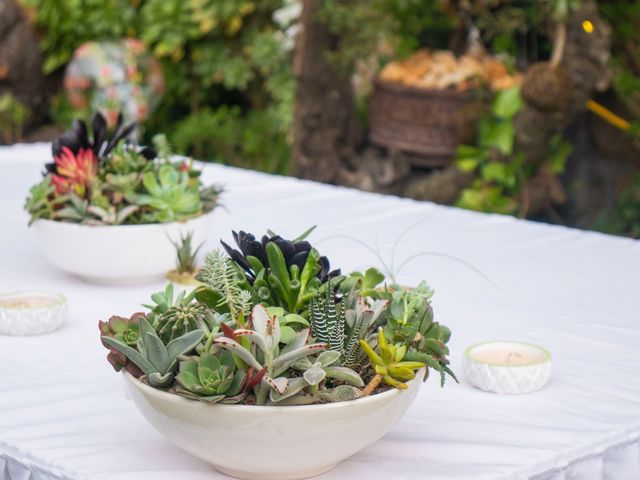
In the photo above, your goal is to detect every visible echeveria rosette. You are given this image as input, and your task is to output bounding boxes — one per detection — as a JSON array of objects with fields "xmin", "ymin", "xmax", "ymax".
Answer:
[
  {"xmin": 176, "ymin": 351, "xmax": 245, "ymax": 403},
  {"xmin": 137, "ymin": 164, "xmax": 203, "ymax": 222},
  {"xmin": 99, "ymin": 313, "xmax": 145, "ymax": 378}
]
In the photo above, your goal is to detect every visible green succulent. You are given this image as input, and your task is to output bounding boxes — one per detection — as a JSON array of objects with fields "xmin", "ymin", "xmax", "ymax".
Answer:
[
  {"xmin": 307, "ymin": 282, "xmax": 387, "ymax": 369},
  {"xmin": 293, "ymin": 350, "xmax": 363, "ymax": 388},
  {"xmin": 99, "ymin": 313, "xmax": 145, "ymax": 377},
  {"xmin": 383, "ymin": 281, "xmax": 436, "ymax": 344},
  {"xmin": 171, "ymin": 230, "xmax": 203, "ymax": 275},
  {"xmin": 100, "ymin": 314, "xmax": 141, "ymax": 346},
  {"xmin": 197, "ymin": 249, "xmax": 253, "ymax": 322},
  {"xmin": 220, "ymin": 228, "xmax": 343, "ymax": 315},
  {"xmin": 176, "ymin": 351, "xmax": 245, "ymax": 403},
  {"xmin": 360, "ymin": 328, "xmax": 425, "ymax": 391},
  {"xmin": 214, "ymin": 304, "xmax": 327, "ymax": 405},
  {"xmin": 52, "ymin": 191, "xmax": 139, "ymax": 225},
  {"xmin": 137, "ymin": 164, "xmax": 203, "ymax": 222},
  {"xmin": 154, "ymin": 302, "xmax": 214, "ymax": 343},
  {"xmin": 101, "ymin": 315, "xmax": 204, "ymax": 388},
  {"xmin": 24, "ymin": 176, "xmax": 65, "ymax": 225},
  {"xmin": 380, "ymin": 282, "xmax": 456, "ymax": 386}
]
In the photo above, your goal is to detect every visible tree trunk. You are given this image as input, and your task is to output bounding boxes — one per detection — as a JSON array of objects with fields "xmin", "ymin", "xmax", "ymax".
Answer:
[
  {"xmin": 0, "ymin": 0, "xmax": 60, "ymax": 137},
  {"xmin": 291, "ymin": 0, "xmax": 361, "ymax": 183}
]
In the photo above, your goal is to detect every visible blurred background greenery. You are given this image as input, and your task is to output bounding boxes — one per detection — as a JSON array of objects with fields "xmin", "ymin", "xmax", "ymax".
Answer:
[{"xmin": 1, "ymin": 0, "xmax": 639, "ymax": 237}]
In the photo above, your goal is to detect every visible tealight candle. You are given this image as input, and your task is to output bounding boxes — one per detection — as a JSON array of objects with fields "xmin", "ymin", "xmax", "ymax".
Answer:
[
  {"xmin": 0, "ymin": 291, "xmax": 67, "ymax": 335},
  {"xmin": 463, "ymin": 341, "xmax": 552, "ymax": 394}
]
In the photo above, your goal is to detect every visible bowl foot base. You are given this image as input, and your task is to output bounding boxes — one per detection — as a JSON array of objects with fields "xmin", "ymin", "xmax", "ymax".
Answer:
[{"xmin": 213, "ymin": 463, "xmax": 339, "ymax": 480}]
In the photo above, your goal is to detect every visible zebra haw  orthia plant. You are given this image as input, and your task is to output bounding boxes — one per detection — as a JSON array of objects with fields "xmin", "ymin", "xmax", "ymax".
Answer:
[{"xmin": 99, "ymin": 227, "xmax": 456, "ymax": 405}]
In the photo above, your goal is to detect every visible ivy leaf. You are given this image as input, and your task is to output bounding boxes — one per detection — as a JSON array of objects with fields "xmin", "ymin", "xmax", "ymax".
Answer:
[{"xmin": 492, "ymin": 86, "xmax": 523, "ymax": 119}]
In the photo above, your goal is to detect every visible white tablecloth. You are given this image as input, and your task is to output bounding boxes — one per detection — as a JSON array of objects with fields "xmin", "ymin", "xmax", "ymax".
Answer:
[{"xmin": 1, "ymin": 143, "xmax": 639, "ymax": 480}]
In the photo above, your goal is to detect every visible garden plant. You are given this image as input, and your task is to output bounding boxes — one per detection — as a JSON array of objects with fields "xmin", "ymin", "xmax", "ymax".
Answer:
[
  {"xmin": 24, "ymin": 112, "xmax": 220, "ymax": 226},
  {"xmin": 100, "ymin": 227, "xmax": 455, "ymax": 406}
]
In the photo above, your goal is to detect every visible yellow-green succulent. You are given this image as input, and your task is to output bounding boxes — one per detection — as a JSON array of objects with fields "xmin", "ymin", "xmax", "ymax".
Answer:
[{"xmin": 359, "ymin": 328, "xmax": 425, "ymax": 390}]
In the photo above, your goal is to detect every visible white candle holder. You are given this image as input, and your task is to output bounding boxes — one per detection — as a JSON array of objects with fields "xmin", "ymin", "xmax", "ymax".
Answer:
[
  {"xmin": 0, "ymin": 291, "xmax": 68, "ymax": 335},
  {"xmin": 463, "ymin": 341, "xmax": 552, "ymax": 394}
]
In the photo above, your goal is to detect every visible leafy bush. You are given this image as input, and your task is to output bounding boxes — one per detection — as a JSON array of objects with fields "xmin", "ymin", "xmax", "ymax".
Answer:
[
  {"xmin": 22, "ymin": 0, "xmax": 293, "ymax": 173},
  {"xmin": 455, "ymin": 86, "xmax": 571, "ymax": 215},
  {"xmin": 594, "ymin": 175, "xmax": 640, "ymax": 238},
  {"xmin": 0, "ymin": 94, "xmax": 29, "ymax": 143}
]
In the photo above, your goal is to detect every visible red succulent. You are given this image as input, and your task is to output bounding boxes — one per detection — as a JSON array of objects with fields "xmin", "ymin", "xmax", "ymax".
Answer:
[{"xmin": 51, "ymin": 146, "xmax": 98, "ymax": 196}]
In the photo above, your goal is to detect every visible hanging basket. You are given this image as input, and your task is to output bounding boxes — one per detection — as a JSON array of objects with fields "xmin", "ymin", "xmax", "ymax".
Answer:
[{"xmin": 369, "ymin": 78, "xmax": 470, "ymax": 167}]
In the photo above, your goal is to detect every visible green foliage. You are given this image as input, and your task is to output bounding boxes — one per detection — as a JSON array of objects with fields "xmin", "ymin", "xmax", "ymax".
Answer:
[
  {"xmin": 171, "ymin": 231, "xmax": 203, "ymax": 274},
  {"xmin": 24, "ymin": 120, "xmax": 221, "ymax": 225},
  {"xmin": 137, "ymin": 164, "xmax": 203, "ymax": 222},
  {"xmin": 100, "ymin": 228, "xmax": 455, "ymax": 405},
  {"xmin": 199, "ymin": 250, "xmax": 253, "ymax": 321},
  {"xmin": 594, "ymin": 175, "xmax": 640, "ymax": 238},
  {"xmin": 176, "ymin": 351, "xmax": 246, "ymax": 403},
  {"xmin": 319, "ymin": 0, "xmax": 456, "ymax": 72},
  {"xmin": 24, "ymin": 0, "xmax": 293, "ymax": 173},
  {"xmin": 600, "ymin": 1, "xmax": 640, "ymax": 122},
  {"xmin": 102, "ymin": 315, "xmax": 204, "ymax": 388},
  {"xmin": 0, "ymin": 94, "xmax": 29, "ymax": 143},
  {"xmin": 308, "ymin": 284, "xmax": 345, "ymax": 353},
  {"xmin": 360, "ymin": 329, "xmax": 425, "ymax": 389},
  {"xmin": 24, "ymin": 176, "xmax": 63, "ymax": 225},
  {"xmin": 456, "ymin": 86, "xmax": 571, "ymax": 215}
]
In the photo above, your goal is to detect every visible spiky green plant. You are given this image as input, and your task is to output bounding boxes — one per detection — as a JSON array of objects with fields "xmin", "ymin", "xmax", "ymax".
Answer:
[
  {"xmin": 198, "ymin": 249, "xmax": 252, "ymax": 321},
  {"xmin": 308, "ymin": 283, "xmax": 345, "ymax": 353},
  {"xmin": 102, "ymin": 315, "xmax": 204, "ymax": 388},
  {"xmin": 170, "ymin": 231, "xmax": 203, "ymax": 274},
  {"xmin": 307, "ymin": 284, "xmax": 387, "ymax": 369}
]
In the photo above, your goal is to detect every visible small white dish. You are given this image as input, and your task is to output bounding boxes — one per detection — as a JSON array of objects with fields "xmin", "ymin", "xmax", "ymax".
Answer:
[
  {"xmin": 123, "ymin": 368, "xmax": 425, "ymax": 480},
  {"xmin": 463, "ymin": 341, "xmax": 552, "ymax": 394},
  {"xmin": 0, "ymin": 291, "xmax": 67, "ymax": 335},
  {"xmin": 32, "ymin": 211, "xmax": 214, "ymax": 285}
]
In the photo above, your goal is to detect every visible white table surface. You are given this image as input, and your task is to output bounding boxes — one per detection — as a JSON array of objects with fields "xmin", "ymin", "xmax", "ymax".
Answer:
[{"xmin": 1, "ymin": 143, "xmax": 639, "ymax": 480}]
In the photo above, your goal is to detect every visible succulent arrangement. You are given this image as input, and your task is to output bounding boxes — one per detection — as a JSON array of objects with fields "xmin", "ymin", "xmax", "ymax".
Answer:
[
  {"xmin": 25, "ymin": 112, "xmax": 220, "ymax": 225},
  {"xmin": 100, "ymin": 227, "xmax": 456, "ymax": 406}
]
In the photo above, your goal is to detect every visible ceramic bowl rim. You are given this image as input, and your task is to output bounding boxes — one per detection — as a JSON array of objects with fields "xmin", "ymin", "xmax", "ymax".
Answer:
[
  {"xmin": 32, "ymin": 209, "xmax": 214, "ymax": 231},
  {"xmin": 124, "ymin": 367, "xmax": 425, "ymax": 413}
]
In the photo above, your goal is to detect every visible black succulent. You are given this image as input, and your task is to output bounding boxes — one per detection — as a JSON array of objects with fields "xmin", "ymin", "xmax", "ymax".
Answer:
[
  {"xmin": 221, "ymin": 230, "xmax": 340, "ymax": 284},
  {"xmin": 47, "ymin": 112, "xmax": 155, "ymax": 174}
]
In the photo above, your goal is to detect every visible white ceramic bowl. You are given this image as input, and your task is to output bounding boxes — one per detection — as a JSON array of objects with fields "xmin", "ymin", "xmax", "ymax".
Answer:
[
  {"xmin": 463, "ymin": 341, "xmax": 552, "ymax": 394},
  {"xmin": 32, "ymin": 212, "xmax": 214, "ymax": 284},
  {"xmin": 123, "ymin": 369, "xmax": 425, "ymax": 480},
  {"xmin": 0, "ymin": 291, "xmax": 67, "ymax": 335}
]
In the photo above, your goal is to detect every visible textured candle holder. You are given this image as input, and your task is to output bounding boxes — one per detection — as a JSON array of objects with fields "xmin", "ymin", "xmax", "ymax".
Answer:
[
  {"xmin": 463, "ymin": 341, "xmax": 552, "ymax": 394},
  {"xmin": 0, "ymin": 291, "xmax": 68, "ymax": 335}
]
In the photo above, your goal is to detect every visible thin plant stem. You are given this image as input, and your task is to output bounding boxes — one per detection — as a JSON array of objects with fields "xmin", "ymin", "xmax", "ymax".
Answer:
[{"xmin": 361, "ymin": 373, "xmax": 382, "ymax": 396}]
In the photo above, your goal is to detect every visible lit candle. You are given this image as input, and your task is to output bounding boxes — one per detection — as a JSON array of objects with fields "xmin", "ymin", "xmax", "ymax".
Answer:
[
  {"xmin": 0, "ymin": 291, "xmax": 67, "ymax": 336},
  {"xmin": 463, "ymin": 341, "xmax": 552, "ymax": 394}
]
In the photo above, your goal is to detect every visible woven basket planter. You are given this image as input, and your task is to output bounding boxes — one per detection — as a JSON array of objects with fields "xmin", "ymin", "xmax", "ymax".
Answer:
[{"xmin": 370, "ymin": 78, "xmax": 470, "ymax": 167}]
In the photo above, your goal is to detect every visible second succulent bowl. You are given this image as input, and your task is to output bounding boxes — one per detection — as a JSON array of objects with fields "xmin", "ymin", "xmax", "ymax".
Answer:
[
  {"xmin": 33, "ymin": 211, "xmax": 214, "ymax": 284},
  {"xmin": 123, "ymin": 368, "xmax": 425, "ymax": 480}
]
